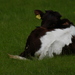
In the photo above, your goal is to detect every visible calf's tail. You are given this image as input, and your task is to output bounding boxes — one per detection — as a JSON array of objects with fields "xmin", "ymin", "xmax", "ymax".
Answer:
[{"xmin": 8, "ymin": 54, "xmax": 27, "ymax": 60}]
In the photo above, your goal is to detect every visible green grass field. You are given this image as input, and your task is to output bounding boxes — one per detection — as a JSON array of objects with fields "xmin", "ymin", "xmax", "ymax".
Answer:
[{"xmin": 0, "ymin": 0, "xmax": 75, "ymax": 75}]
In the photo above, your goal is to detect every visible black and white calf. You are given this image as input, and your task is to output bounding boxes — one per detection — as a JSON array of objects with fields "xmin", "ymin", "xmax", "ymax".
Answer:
[{"xmin": 8, "ymin": 10, "xmax": 75, "ymax": 60}]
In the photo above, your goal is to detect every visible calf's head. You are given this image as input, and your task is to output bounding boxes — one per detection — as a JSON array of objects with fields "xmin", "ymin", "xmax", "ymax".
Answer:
[{"xmin": 34, "ymin": 10, "xmax": 62, "ymax": 29}]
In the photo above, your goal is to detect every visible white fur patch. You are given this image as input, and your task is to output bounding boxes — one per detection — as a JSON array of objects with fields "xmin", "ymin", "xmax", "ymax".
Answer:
[{"xmin": 35, "ymin": 25, "xmax": 75, "ymax": 60}]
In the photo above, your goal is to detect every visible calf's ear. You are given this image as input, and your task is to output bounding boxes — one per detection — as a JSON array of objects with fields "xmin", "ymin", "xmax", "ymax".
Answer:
[
  {"xmin": 34, "ymin": 10, "xmax": 44, "ymax": 19},
  {"xmin": 61, "ymin": 19, "xmax": 73, "ymax": 25}
]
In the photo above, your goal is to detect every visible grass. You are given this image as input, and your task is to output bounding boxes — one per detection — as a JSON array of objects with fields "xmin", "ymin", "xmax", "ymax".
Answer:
[{"xmin": 0, "ymin": 0, "xmax": 75, "ymax": 75}]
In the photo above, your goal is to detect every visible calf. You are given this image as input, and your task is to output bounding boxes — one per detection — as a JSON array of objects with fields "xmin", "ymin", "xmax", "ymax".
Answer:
[
  {"xmin": 35, "ymin": 10, "xmax": 75, "ymax": 55},
  {"xmin": 8, "ymin": 10, "xmax": 75, "ymax": 60}
]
